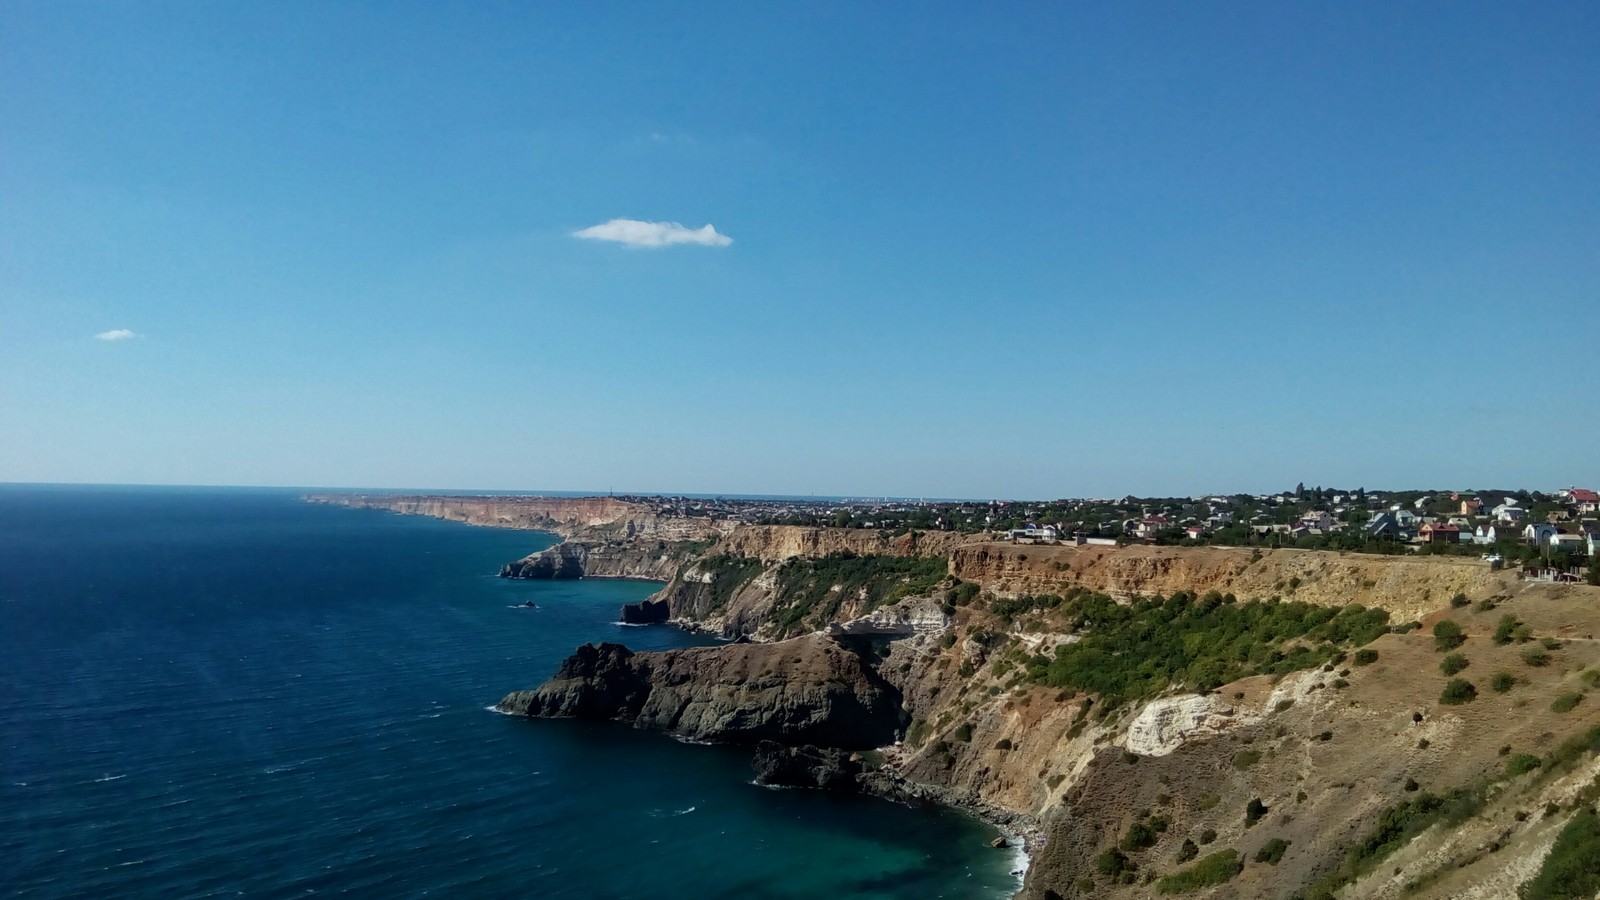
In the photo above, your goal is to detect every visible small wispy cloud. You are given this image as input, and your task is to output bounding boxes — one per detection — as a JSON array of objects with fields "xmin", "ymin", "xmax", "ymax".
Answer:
[
  {"xmin": 94, "ymin": 329, "xmax": 139, "ymax": 342},
  {"xmin": 572, "ymin": 218, "xmax": 732, "ymax": 249}
]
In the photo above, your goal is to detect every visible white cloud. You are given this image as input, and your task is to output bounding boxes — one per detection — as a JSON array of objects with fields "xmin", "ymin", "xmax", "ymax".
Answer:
[
  {"xmin": 94, "ymin": 329, "xmax": 139, "ymax": 342},
  {"xmin": 572, "ymin": 218, "xmax": 732, "ymax": 249}
]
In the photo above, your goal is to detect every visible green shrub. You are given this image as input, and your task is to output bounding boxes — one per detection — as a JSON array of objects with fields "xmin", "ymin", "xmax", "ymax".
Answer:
[
  {"xmin": 1440, "ymin": 653, "xmax": 1469, "ymax": 676},
  {"xmin": 1492, "ymin": 671, "xmax": 1517, "ymax": 693},
  {"xmin": 1450, "ymin": 592, "xmax": 1470, "ymax": 608},
  {"xmin": 1523, "ymin": 648, "xmax": 1552, "ymax": 668},
  {"xmin": 1551, "ymin": 693, "xmax": 1584, "ymax": 714},
  {"xmin": 1506, "ymin": 753, "xmax": 1543, "ymax": 776},
  {"xmin": 1440, "ymin": 679, "xmax": 1477, "ymax": 705},
  {"xmin": 1354, "ymin": 648, "xmax": 1380, "ymax": 666},
  {"xmin": 1254, "ymin": 838, "xmax": 1291, "ymax": 865},
  {"xmin": 1494, "ymin": 614, "xmax": 1521, "ymax": 645},
  {"xmin": 1519, "ymin": 807, "xmax": 1600, "ymax": 900},
  {"xmin": 994, "ymin": 738, "xmax": 1013, "ymax": 751},
  {"xmin": 1096, "ymin": 847, "xmax": 1132, "ymax": 877},
  {"xmin": 1433, "ymin": 620, "xmax": 1465, "ymax": 651},
  {"xmin": 1233, "ymin": 749, "xmax": 1263, "ymax": 771},
  {"xmin": 1476, "ymin": 598, "xmax": 1497, "ymax": 612},
  {"xmin": 1121, "ymin": 820, "xmax": 1161, "ymax": 852},
  {"xmin": 1156, "ymin": 850, "xmax": 1241, "ymax": 893},
  {"xmin": 1198, "ymin": 828, "xmax": 1217, "ymax": 844},
  {"xmin": 1541, "ymin": 637, "xmax": 1564, "ymax": 650},
  {"xmin": 953, "ymin": 722, "xmax": 973, "ymax": 742}
]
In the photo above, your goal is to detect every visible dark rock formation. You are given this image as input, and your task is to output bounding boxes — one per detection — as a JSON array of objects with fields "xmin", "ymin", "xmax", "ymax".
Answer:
[
  {"xmin": 497, "ymin": 634, "xmax": 905, "ymax": 748},
  {"xmin": 619, "ymin": 598, "xmax": 670, "ymax": 625},
  {"xmin": 499, "ymin": 543, "xmax": 586, "ymax": 579},
  {"xmin": 751, "ymin": 741, "xmax": 862, "ymax": 790}
]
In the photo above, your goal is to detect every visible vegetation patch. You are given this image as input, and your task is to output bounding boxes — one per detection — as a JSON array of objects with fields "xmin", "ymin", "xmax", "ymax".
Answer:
[
  {"xmin": 1440, "ymin": 653, "xmax": 1469, "ymax": 676},
  {"xmin": 1354, "ymin": 648, "xmax": 1380, "ymax": 666},
  {"xmin": 1506, "ymin": 753, "xmax": 1543, "ymax": 777},
  {"xmin": 1301, "ymin": 786, "xmax": 1485, "ymax": 900},
  {"xmin": 1494, "ymin": 614, "xmax": 1529, "ymax": 645},
  {"xmin": 1020, "ymin": 591, "xmax": 1390, "ymax": 707},
  {"xmin": 1433, "ymin": 620, "xmax": 1465, "ymax": 651},
  {"xmin": 1254, "ymin": 838, "xmax": 1291, "ymax": 865},
  {"xmin": 1119, "ymin": 815, "xmax": 1169, "ymax": 852},
  {"xmin": 1440, "ymin": 679, "xmax": 1477, "ymax": 705},
  {"xmin": 1157, "ymin": 850, "xmax": 1242, "ymax": 894},
  {"xmin": 1519, "ymin": 807, "xmax": 1600, "ymax": 900},
  {"xmin": 1551, "ymin": 693, "xmax": 1584, "ymax": 714},
  {"xmin": 1492, "ymin": 671, "xmax": 1517, "ymax": 693},
  {"xmin": 1233, "ymin": 749, "xmax": 1263, "ymax": 771},
  {"xmin": 771, "ymin": 552, "xmax": 947, "ymax": 631},
  {"xmin": 688, "ymin": 554, "xmax": 768, "ymax": 613}
]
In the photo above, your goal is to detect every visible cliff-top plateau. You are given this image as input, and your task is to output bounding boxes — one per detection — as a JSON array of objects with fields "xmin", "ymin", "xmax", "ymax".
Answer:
[{"xmin": 314, "ymin": 494, "xmax": 1600, "ymax": 900}]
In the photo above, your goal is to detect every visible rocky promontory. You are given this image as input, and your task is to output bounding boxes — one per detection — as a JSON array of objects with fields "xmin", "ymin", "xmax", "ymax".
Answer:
[{"xmin": 496, "ymin": 634, "xmax": 906, "ymax": 748}]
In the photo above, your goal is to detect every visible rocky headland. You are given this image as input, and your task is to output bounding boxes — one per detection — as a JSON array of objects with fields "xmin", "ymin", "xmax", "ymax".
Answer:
[{"xmin": 321, "ymin": 494, "xmax": 1600, "ymax": 899}]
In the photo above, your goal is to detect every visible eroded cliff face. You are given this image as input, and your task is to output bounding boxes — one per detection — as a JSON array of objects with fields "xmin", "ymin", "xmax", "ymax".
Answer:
[
  {"xmin": 503, "ymin": 547, "xmax": 1600, "ymax": 899},
  {"xmin": 305, "ymin": 494, "xmax": 727, "ymax": 542},
  {"xmin": 950, "ymin": 543, "xmax": 1514, "ymax": 623}
]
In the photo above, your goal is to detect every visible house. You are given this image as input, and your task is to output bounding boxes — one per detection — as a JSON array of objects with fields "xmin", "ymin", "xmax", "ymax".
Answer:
[
  {"xmin": 1134, "ymin": 515, "xmax": 1173, "ymax": 539},
  {"xmin": 1185, "ymin": 525, "xmax": 1206, "ymax": 541},
  {"xmin": 1460, "ymin": 498, "xmax": 1485, "ymax": 516},
  {"xmin": 1392, "ymin": 509, "xmax": 1420, "ymax": 528},
  {"xmin": 1420, "ymin": 523, "xmax": 1461, "ymax": 545},
  {"xmin": 1494, "ymin": 505, "xmax": 1527, "ymax": 523},
  {"xmin": 1590, "ymin": 532, "xmax": 1600, "ymax": 558},
  {"xmin": 1300, "ymin": 510, "xmax": 1334, "ymax": 530},
  {"xmin": 1367, "ymin": 512, "xmax": 1400, "ymax": 538},
  {"xmin": 1473, "ymin": 523, "xmax": 1504, "ymax": 545},
  {"xmin": 1523, "ymin": 523, "xmax": 1558, "ymax": 547},
  {"xmin": 1570, "ymin": 489, "xmax": 1600, "ymax": 515},
  {"xmin": 1550, "ymin": 533, "xmax": 1586, "ymax": 552}
]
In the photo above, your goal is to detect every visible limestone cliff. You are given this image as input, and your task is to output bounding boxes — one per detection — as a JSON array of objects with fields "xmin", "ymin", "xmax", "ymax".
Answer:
[
  {"xmin": 304, "ymin": 493, "xmax": 727, "ymax": 542},
  {"xmin": 505, "ymin": 548, "xmax": 1600, "ymax": 900},
  {"xmin": 949, "ymin": 542, "xmax": 1514, "ymax": 623}
]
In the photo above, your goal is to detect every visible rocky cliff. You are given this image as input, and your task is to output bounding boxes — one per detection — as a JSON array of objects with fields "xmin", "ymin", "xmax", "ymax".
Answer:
[
  {"xmin": 496, "ymin": 635, "xmax": 906, "ymax": 748},
  {"xmin": 304, "ymin": 493, "xmax": 728, "ymax": 542},
  {"xmin": 949, "ymin": 542, "xmax": 1514, "ymax": 623},
  {"xmin": 504, "ymin": 544, "xmax": 1600, "ymax": 900}
]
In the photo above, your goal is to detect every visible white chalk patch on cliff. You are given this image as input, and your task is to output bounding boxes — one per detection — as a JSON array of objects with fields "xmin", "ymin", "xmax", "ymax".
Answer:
[
  {"xmin": 1123, "ymin": 695, "xmax": 1240, "ymax": 756},
  {"xmin": 828, "ymin": 598, "xmax": 949, "ymax": 638}
]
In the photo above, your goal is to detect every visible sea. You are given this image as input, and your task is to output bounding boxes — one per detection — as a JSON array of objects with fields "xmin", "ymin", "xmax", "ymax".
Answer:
[{"xmin": 0, "ymin": 485, "xmax": 1021, "ymax": 899}]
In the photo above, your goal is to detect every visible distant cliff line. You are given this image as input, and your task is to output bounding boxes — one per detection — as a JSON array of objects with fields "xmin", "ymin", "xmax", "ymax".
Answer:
[{"xmin": 307, "ymin": 493, "xmax": 1513, "ymax": 630}]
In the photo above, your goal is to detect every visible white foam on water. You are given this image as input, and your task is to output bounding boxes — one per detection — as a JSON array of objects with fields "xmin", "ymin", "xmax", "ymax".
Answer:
[{"xmin": 93, "ymin": 774, "xmax": 126, "ymax": 783}]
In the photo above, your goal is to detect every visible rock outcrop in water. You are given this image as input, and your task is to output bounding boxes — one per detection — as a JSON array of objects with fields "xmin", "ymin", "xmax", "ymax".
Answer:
[
  {"xmin": 619, "ymin": 598, "xmax": 670, "ymax": 624},
  {"xmin": 497, "ymin": 635, "xmax": 905, "ymax": 748},
  {"xmin": 750, "ymin": 741, "xmax": 862, "ymax": 790}
]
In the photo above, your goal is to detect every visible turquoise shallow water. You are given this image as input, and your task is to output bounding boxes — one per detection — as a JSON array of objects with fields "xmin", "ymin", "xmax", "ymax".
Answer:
[{"xmin": 0, "ymin": 486, "xmax": 1019, "ymax": 899}]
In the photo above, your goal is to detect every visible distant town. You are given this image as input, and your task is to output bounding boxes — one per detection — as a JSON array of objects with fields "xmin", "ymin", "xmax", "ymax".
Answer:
[{"xmin": 602, "ymin": 486, "xmax": 1600, "ymax": 583}]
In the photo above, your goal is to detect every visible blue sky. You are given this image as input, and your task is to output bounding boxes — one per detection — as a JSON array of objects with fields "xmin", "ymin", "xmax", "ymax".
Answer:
[{"xmin": 2, "ymin": 2, "xmax": 1596, "ymax": 499}]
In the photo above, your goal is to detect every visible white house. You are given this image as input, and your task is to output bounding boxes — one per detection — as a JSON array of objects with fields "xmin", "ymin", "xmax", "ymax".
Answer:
[
  {"xmin": 1495, "ymin": 505, "xmax": 1527, "ymax": 523},
  {"xmin": 1550, "ymin": 533, "xmax": 1586, "ymax": 552},
  {"xmin": 1300, "ymin": 510, "xmax": 1334, "ymax": 530},
  {"xmin": 1523, "ymin": 523, "xmax": 1558, "ymax": 547}
]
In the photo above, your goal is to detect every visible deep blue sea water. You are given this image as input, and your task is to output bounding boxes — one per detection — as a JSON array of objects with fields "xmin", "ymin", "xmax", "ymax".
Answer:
[{"xmin": 0, "ymin": 486, "xmax": 1018, "ymax": 899}]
